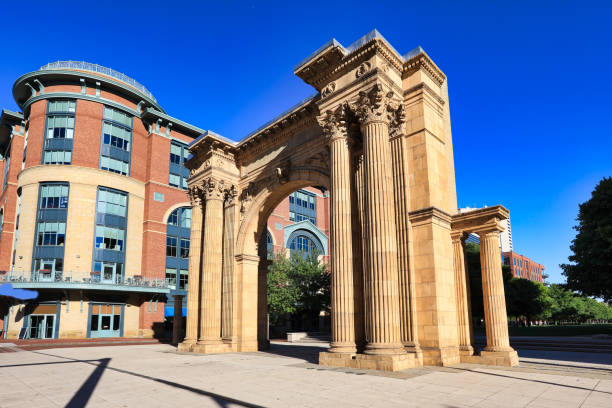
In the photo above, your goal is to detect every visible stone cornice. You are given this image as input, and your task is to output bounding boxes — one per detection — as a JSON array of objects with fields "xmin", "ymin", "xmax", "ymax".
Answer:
[
  {"xmin": 451, "ymin": 205, "xmax": 510, "ymax": 234},
  {"xmin": 409, "ymin": 206, "xmax": 453, "ymax": 225},
  {"xmin": 402, "ymin": 49, "xmax": 446, "ymax": 87},
  {"xmin": 296, "ymin": 37, "xmax": 404, "ymax": 91},
  {"xmin": 403, "ymin": 82, "xmax": 446, "ymax": 106}
]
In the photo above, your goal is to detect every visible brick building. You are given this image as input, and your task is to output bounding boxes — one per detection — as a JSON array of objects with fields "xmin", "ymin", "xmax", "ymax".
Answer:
[
  {"xmin": 0, "ymin": 62, "xmax": 206, "ymax": 339},
  {"xmin": 503, "ymin": 251, "xmax": 545, "ymax": 283}
]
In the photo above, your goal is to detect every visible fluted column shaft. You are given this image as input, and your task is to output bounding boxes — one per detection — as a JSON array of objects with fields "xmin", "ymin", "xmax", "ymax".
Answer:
[
  {"xmin": 352, "ymin": 153, "xmax": 366, "ymax": 351},
  {"xmin": 452, "ymin": 231, "xmax": 472, "ymax": 352},
  {"xmin": 480, "ymin": 230, "xmax": 512, "ymax": 351},
  {"xmin": 199, "ymin": 193, "xmax": 224, "ymax": 344},
  {"xmin": 390, "ymin": 133, "xmax": 419, "ymax": 351},
  {"xmin": 183, "ymin": 195, "xmax": 203, "ymax": 344},
  {"xmin": 221, "ymin": 199, "xmax": 236, "ymax": 341},
  {"xmin": 361, "ymin": 120, "xmax": 404, "ymax": 355},
  {"xmin": 329, "ymin": 132, "xmax": 356, "ymax": 353}
]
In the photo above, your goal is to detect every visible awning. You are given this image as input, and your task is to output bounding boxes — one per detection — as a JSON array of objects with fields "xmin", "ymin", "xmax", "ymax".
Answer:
[{"xmin": 164, "ymin": 307, "xmax": 187, "ymax": 317}]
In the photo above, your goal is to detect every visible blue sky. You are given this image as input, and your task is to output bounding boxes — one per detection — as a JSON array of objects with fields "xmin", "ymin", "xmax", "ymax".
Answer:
[{"xmin": 1, "ymin": 1, "xmax": 610, "ymax": 283}]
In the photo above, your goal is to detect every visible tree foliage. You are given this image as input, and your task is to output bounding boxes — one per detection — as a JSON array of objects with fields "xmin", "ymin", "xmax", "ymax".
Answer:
[
  {"xmin": 266, "ymin": 250, "xmax": 330, "ymax": 327},
  {"xmin": 561, "ymin": 177, "xmax": 612, "ymax": 302},
  {"xmin": 465, "ymin": 243, "xmax": 612, "ymax": 324}
]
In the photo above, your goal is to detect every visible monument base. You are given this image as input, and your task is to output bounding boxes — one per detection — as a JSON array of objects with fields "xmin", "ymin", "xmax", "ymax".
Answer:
[
  {"xmin": 177, "ymin": 341, "xmax": 195, "ymax": 352},
  {"xmin": 192, "ymin": 342, "xmax": 233, "ymax": 354},
  {"xmin": 460, "ymin": 349, "xmax": 519, "ymax": 367},
  {"xmin": 319, "ymin": 352, "xmax": 420, "ymax": 372}
]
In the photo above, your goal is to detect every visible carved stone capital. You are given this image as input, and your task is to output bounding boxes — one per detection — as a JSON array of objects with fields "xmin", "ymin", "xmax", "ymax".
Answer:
[
  {"xmin": 317, "ymin": 104, "xmax": 349, "ymax": 145},
  {"xmin": 388, "ymin": 101, "xmax": 406, "ymax": 139},
  {"xmin": 203, "ymin": 177, "xmax": 225, "ymax": 201},
  {"xmin": 348, "ymin": 83, "xmax": 395, "ymax": 127},
  {"xmin": 224, "ymin": 184, "xmax": 238, "ymax": 207},
  {"xmin": 187, "ymin": 185, "xmax": 204, "ymax": 208}
]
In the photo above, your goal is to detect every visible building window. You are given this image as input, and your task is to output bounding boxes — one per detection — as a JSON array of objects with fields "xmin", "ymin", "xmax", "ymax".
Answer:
[
  {"xmin": 2, "ymin": 154, "xmax": 9, "ymax": 192},
  {"xmin": 40, "ymin": 184, "xmax": 69, "ymax": 209},
  {"xmin": 95, "ymin": 226, "xmax": 124, "ymax": 251},
  {"xmin": 43, "ymin": 99, "xmax": 76, "ymax": 165},
  {"xmin": 169, "ymin": 142, "xmax": 190, "ymax": 189},
  {"xmin": 289, "ymin": 189, "xmax": 317, "ymax": 224},
  {"xmin": 36, "ymin": 222, "xmax": 66, "ymax": 246},
  {"xmin": 100, "ymin": 106, "xmax": 132, "ymax": 176},
  {"xmin": 93, "ymin": 187, "xmax": 127, "ymax": 283},
  {"xmin": 166, "ymin": 236, "xmax": 177, "ymax": 257},
  {"xmin": 166, "ymin": 207, "xmax": 191, "ymax": 289},
  {"xmin": 180, "ymin": 238, "xmax": 190, "ymax": 259},
  {"xmin": 289, "ymin": 234, "xmax": 319, "ymax": 256},
  {"xmin": 42, "ymin": 150, "xmax": 72, "ymax": 165},
  {"xmin": 33, "ymin": 183, "xmax": 69, "ymax": 281},
  {"xmin": 100, "ymin": 156, "xmax": 129, "ymax": 176},
  {"xmin": 96, "ymin": 188, "xmax": 127, "ymax": 217}
]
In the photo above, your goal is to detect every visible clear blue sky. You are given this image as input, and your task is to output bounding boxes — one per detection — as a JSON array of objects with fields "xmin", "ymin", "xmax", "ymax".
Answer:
[{"xmin": 1, "ymin": 1, "xmax": 610, "ymax": 284}]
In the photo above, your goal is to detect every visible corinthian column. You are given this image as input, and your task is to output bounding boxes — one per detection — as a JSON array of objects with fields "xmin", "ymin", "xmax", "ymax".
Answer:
[
  {"xmin": 179, "ymin": 186, "xmax": 203, "ymax": 350},
  {"xmin": 222, "ymin": 185, "xmax": 237, "ymax": 343},
  {"xmin": 451, "ymin": 231, "xmax": 473, "ymax": 354},
  {"xmin": 479, "ymin": 228, "xmax": 512, "ymax": 352},
  {"xmin": 389, "ymin": 103, "xmax": 420, "ymax": 354},
  {"xmin": 351, "ymin": 84, "xmax": 405, "ymax": 356},
  {"xmin": 318, "ymin": 105, "xmax": 356, "ymax": 354},
  {"xmin": 198, "ymin": 177, "xmax": 225, "ymax": 346}
]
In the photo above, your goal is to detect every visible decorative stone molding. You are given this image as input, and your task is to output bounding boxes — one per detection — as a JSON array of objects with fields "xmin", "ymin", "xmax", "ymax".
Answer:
[
  {"xmin": 275, "ymin": 161, "xmax": 291, "ymax": 185},
  {"xmin": 402, "ymin": 52, "xmax": 446, "ymax": 87},
  {"xmin": 224, "ymin": 184, "xmax": 238, "ymax": 207},
  {"xmin": 321, "ymin": 82, "xmax": 336, "ymax": 98},
  {"xmin": 388, "ymin": 101, "xmax": 406, "ymax": 139},
  {"xmin": 203, "ymin": 177, "xmax": 225, "ymax": 201},
  {"xmin": 317, "ymin": 104, "xmax": 348, "ymax": 144},
  {"xmin": 187, "ymin": 185, "xmax": 204, "ymax": 207},
  {"xmin": 349, "ymin": 83, "xmax": 395, "ymax": 127},
  {"xmin": 355, "ymin": 62, "xmax": 371, "ymax": 78}
]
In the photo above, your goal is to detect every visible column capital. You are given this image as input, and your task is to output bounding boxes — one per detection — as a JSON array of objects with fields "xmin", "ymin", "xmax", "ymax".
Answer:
[
  {"xmin": 203, "ymin": 177, "xmax": 236, "ymax": 203},
  {"xmin": 348, "ymin": 83, "xmax": 398, "ymax": 127},
  {"xmin": 450, "ymin": 230, "xmax": 467, "ymax": 243},
  {"xmin": 187, "ymin": 185, "xmax": 204, "ymax": 208},
  {"xmin": 317, "ymin": 103, "xmax": 350, "ymax": 145}
]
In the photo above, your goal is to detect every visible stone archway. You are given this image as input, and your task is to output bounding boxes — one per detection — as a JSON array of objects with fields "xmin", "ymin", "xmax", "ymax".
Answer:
[{"xmin": 177, "ymin": 31, "xmax": 518, "ymax": 371}]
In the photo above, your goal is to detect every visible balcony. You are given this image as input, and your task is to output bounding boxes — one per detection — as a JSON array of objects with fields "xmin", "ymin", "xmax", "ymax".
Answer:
[{"xmin": 0, "ymin": 271, "xmax": 170, "ymax": 294}]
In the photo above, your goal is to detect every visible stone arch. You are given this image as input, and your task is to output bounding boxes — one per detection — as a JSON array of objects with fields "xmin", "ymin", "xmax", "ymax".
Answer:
[
  {"xmin": 235, "ymin": 167, "xmax": 330, "ymax": 258},
  {"xmin": 162, "ymin": 201, "xmax": 191, "ymax": 224}
]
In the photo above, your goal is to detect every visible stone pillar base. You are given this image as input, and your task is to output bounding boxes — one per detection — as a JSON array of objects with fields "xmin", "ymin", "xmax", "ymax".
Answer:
[
  {"xmin": 421, "ymin": 346, "xmax": 461, "ymax": 366},
  {"xmin": 459, "ymin": 345, "xmax": 474, "ymax": 356},
  {"xmin": 404, "ymin": 343, "xmax": 424, "ymax": 366},
  {"xmin": 460, "ymin": 350, "xmax": 519, "ymax": 367},
  {"xmin": 319, "ymin": 352, "xmax": 420, "ymax": 372},
  {"xmin": 192, "ymin": 342, "xmax": 233, "ymax": 354},
  {"xmin": 237, "ymin": 341, "xmax": 258, "ymax": 352},
  {"xmin": 177, "ymin": 341, "xmax": 195, "ymax": 353}
]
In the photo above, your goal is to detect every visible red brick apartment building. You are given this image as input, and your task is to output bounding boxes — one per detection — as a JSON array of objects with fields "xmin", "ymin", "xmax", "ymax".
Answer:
[{"xmin": 503, "ymin": 251, "xmax": 545, "ymax": 283}]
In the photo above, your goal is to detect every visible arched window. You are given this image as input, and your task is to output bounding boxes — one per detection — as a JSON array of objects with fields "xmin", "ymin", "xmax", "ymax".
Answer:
[
  {"xmin": 288, "ymin": 232, "xmax": 323, "ymax": 257},
  {"xmin": 166, "ymin": 207, "xmax": 191, "ymax": 289}
]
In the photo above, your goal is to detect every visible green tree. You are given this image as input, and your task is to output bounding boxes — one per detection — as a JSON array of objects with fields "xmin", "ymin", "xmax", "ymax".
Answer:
[
  {"xmin": 465, "ymin": 242, "xmax": 484, "ymax": 319},
  {"xmin": 266, "ymin": 250, "xmax": 330, "ymax": 327},
  {"xmin": 266, "ymin": 250, "xmax": 299, "ymax": 326},
  {"xmin": 561, "ymin": 177, "xmax": 612, "ymax": 302},
  {"xmin": 505, "ymin": 279, "xmax": 553, "ymax": 323}
]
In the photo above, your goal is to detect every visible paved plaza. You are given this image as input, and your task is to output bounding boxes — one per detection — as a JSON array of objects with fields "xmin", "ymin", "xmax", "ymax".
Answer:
[{"xmin": 1, "ymin": 342, "xmax": 611, "ymax": 408}]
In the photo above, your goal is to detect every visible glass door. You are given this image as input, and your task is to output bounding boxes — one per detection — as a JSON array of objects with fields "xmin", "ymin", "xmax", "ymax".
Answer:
[
  {"xmin": 90, "ymin": 305, "xmax": 121, "ymax": 338},
  {"xmin": 101, "ymin": 263, "xmax": 115, "ymax": 283},
  {"xmin": 28, "ymin": 314, "xmax": 55, "ymax": 339}
]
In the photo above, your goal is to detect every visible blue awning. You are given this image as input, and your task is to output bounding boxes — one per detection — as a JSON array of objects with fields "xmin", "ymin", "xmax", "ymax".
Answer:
[{"xmin": 164, "ymin": 307, "xmax": 187, "ymax": 317}]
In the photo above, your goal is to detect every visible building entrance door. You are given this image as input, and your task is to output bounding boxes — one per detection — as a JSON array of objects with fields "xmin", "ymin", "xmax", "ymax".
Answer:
[
  {"xmin": 89, "ymin": 304, "xmax": 122, "ymax": 338},
  {"xmin": 29, "ymin": 314, "xmax": 55, "ymax": 339}
]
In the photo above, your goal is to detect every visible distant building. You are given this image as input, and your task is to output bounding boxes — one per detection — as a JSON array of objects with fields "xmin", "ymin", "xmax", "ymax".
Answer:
[
  {"xmin": 266, "ymin": 187, "xmax": 330, "ymax": 261},
  {"xmin": 458, "ymin": 207, "xmax": 544, "ymax": 283},
  {"xmin": 503, "ymin": 251, "xmax": 545, "ymax": 283}
]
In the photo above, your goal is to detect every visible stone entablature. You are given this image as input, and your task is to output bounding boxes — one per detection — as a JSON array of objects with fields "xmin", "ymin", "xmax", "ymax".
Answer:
[{"xmin": 179, "ymin": 30, "xmax": 517, "ymax": 371}]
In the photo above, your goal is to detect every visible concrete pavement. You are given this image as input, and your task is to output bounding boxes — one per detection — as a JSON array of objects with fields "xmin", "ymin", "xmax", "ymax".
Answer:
[{"xmin": 0, "ymin": 342, "xmax": 611, "ymax": 407}]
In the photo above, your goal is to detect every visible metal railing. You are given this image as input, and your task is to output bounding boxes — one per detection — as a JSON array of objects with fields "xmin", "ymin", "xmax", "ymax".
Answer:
[
  {"xmin": 0, "ymin": 271, "xmax": 168, "ymax": 289},
  {"xmin": 40, "ymin": 61, "xmax": 156, "ymax": 102}
]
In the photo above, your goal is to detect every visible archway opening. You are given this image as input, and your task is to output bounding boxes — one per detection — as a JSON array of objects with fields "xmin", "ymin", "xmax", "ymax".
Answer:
[{"xmin": 256, "ymin": 184, "xmax": 331, "ymax": 346}]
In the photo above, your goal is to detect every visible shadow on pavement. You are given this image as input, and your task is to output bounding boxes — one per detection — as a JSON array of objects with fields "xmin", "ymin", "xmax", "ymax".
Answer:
[
  {"xmin": 31, "ymin": 351, "xmax": 265, "ymax": 408},
  {"xmin": 260, "ymin": 342, "xmax": 327, "ymax": 364}
]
